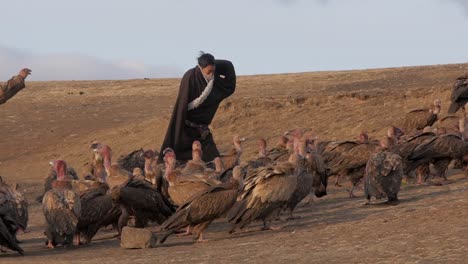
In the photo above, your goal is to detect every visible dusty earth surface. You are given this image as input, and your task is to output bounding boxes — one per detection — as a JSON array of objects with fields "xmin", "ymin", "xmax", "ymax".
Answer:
[{"xmin": 1, "ymin": 63, "xmax": 467, "ymax": 263}]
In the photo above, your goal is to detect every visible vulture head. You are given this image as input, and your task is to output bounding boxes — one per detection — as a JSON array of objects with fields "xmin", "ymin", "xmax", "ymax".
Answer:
[
  {"xmin": 192, "ymin": 148, "xmax": 203, "ymax": 162},
  {"xmin": 192, "ymin": 141, "xmax": 202, "ymax": 151},
  {"xmin": 49, "ymin": 160, "xmax": 68, "ymax": 180},
  {"xmin": 358, "ymin": 132, "xmax": 369, "ymax": 143},
  {"xmin": 92, "ymin": 144, "xmax": 112, "ymax": 173},
  {"xmin": 233, "ymin": 135, "xmax": 246, "ymax": 152},
  {"xmin": 213, "ymin": 157, "xmax": 224, "ymax": 172},
  {"xmin": 284, "ymin": 128, "xmax": 305, "ymax": 139},
  {"xmin": 163, "ymin": 148, "xmax": 177, "ymax": 171},
  {"xmin": 277, "ymin": 136, "xmax": 289, "ymax": 148},
  {"xmin": 143, "ymin": 149, "xmax": 155, "ymax": 159},
  {"xmin": 432, "ymin": 99, "xmax": 442, "ymax": 114}
]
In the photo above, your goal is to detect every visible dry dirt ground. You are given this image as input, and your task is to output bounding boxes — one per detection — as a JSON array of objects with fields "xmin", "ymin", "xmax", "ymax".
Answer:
[{"xmin": 1, "ymin": 63, "xmax": 468, "ymax": 263}]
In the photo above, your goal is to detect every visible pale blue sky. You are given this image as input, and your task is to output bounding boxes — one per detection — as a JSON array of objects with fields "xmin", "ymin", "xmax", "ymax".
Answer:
[{"xmin": 1, "ymin": 0, "xmax": 468, "ymax": 80}]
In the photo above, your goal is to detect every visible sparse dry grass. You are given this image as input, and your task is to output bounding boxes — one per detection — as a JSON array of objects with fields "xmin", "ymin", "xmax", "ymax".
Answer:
[{"xmin": 1, "ymin": 63, "xmax": 467, "ymax": 263}]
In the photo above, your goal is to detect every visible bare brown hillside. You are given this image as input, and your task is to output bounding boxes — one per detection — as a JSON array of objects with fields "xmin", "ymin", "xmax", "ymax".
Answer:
[{"xmin": 0, "ymin": 63, "xmax": 467, "ymax": 263}]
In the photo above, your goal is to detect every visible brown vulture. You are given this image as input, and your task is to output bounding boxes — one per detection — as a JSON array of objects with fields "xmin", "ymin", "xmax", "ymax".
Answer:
[
  {"xmin": 227, "ymin": 153, "xmax": 299, "ymax": 233},
  {"xmin": 364, "ymin": 150, "xmax": 404, "ymax": 204},
  {"xmin": 42, "ymin": 160, "xmax": 81, "ymax": 248},
  {"xmin": 0, "ymin": 176, "xmax": 25, "ymax": 255},
  {"xmin": 448, "ymin": 74, "xmax": 468, "ymax": 114},
  {"xmin": 76, "ymin": 182, "xmax": 121, "ymax": 244},
  {"xmin": 401, "ymin": 99, "xmax": 441, "ymax": 133},
  {"xmin": 159, "ymin": 166, "xmax": 244, "ymax": 243},
  {"xmin": 406, "ymin": 134, "xmax": 468, "ymax": 180},
  {"xmin": 111, "ymin": 176, "xmax": 174, "ymax": 230}
]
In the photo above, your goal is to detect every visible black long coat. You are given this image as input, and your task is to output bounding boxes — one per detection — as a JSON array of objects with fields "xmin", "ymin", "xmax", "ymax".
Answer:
[{"xmin": 157, "ymin": 60, "xmax": 236, "ymax": 163}]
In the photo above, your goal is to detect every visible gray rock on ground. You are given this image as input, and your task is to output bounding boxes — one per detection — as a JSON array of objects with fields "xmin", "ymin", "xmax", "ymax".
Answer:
[{"xmin": 120, "ymin": 227, "xmax": 157, "ymax": 249}]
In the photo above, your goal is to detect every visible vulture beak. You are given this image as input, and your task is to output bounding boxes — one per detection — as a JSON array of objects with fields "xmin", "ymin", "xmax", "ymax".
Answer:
[
  {"xmin": 48, "ymin": 161, "xmax": 54, "ymax": 167},
  {"xmin": 239, "ymin": 137, "xmax": 246, "ymax": 142}
]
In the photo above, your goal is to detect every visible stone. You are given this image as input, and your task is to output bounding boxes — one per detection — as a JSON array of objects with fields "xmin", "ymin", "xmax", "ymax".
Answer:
[{"xmin": 120, "ymin": 227, "xmax": 157, "ymax": 249}]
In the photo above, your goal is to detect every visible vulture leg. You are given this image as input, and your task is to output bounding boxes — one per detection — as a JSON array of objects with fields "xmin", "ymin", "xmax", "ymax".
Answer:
[
  {"xmin": 416, "ymin": 164, "xmax": 430, "ymax": 185},
  {"xmin": 261, "ymin": 220, "xmax": 281, "ymax": 231},
  {"xmin": 434, "ymin": 159, "xmax": 451, "ymax": 181},
  {"xmin": 286, "ymin": 209, "xmax": 301, "ymax": 220},
  {"xmin": 117, "ymin": 206, "xmax": 129, "ymax": 237},
  {"xmin": 349, "ymin": 184, "xmax": 359, "ymax": 198},
  {"xmin": 334, "ymin": 175, "xmax": 342, "ymax": 187},
  {"xmin": 75, "ymin": 233, "xmax": 81, "ymax": 246},
  {"xmin": 193, "ymin": 222, "xmax": 211, "ymax": 242},
  {"xmin": 176, "ymin": 226, "xmax": 192, "ymax": 237},
  {"xmin": 47, "ymin": 240, "xmax": 55, "ymax": 249}
]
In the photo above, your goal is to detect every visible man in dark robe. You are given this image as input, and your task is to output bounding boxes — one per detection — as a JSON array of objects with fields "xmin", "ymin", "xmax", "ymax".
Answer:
[
  {"xmin": 157, "ymin": 53, "xmax": 236, "ymax": 163},
  {"xmin": 0, "ymin": 68, "xmax": 32, "ymax": 105}
]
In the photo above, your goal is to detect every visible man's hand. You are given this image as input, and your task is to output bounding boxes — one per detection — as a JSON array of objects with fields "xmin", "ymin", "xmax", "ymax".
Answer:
[{"xmin": 18, "ymin": 68, "xmax": 32, "ymax": 80}]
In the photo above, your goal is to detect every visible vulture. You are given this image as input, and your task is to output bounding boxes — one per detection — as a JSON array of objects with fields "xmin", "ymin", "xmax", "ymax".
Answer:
[
  {"xmin": 315, "ymin": 132, "xmax": 369, "ymax": 187},
  {"xmin": 448, "ymin": 74, "xmax": 468, "ymax": 114},
  {"xmin": 437, "ymin": 115, "xmax": 463, "ymax": 134},
  {"xmin": 246, "ymin": 138, "xmax": 274, "ymax": 169},
  {"xmin": 407, "ymin": 133, "xmax": 468, "ymax": 180},
  {"xmin": 218, "ymin": 135, "xmax": 246, "ymax": 181},
  {"xmin": 401, "ymin": 99, "xmax": 441, "ymax": 133},
  {"xmin": 159, "ymin": 166, "xmax": 244, "ymax": 243},
  {"xmin": 81, "ymin": 142, "xmax": 107, "ymax": 181},
  {"xmin": 117, "ymin": 148, "xmax": 157, "ymax": 174},
  {"xmin": 111, "ymin": 176, "xmax": 174, "ymax": 230},
  {"xmin": 36, "ymin": 165, "xmax": 79, "ymax": 202},
  {"xmin": 93, "ymin": 143, "xmax": 132, "ymax": 189},
  {"xmin": 227, "ymin": 152, "xmax": 300, "ymax": 233},
  {"xmin": 42, "ymin": 160, "xmax": 81, "ymax": 248},
  {"xmin": 164, "ymin": 149, "xmax": 220, "ymax": 207},
  {"xmin": 142, "ymin": 149, "xmax": 161, "ymax": 185},
  {"xmin": 393, "ymin": 131, "xmax": 436, "ymax": 184},
  {"xmin": 331, "ymin": 133, "xmax": 381, "ymax": 198},
  {"xmin": 0, "ymin": 202, "xmax": 24, "ymax": 255},
  {"xmin": 364, "ymin": 148, "xmax": 404, "ymax": 205},
  {"xmin": 0, "ymin": 177, "xmax": 28, "ymax": 233},
  {"xmin": 76, "ymin": 182, "xmax": 121, "ymax": 244},
  {"xmin": 266, "ymin": 136, "xmax": 291, "ymax": 162},
  {"xmin": 284, "ymin": 137, "xmax": 328, "ymax": 219},
  {"xmin": 182, "ymin": 143, "xmax": 223, "ymax": 180},
  {"xmin": 0, "ymin": 176, "xmax": 25, "ymax": 255}
]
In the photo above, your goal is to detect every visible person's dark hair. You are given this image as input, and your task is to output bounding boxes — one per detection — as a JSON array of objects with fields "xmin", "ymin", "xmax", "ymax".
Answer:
[{"xmin": 197, "ymin": 52, "xmax": 215, "ymax": 68}]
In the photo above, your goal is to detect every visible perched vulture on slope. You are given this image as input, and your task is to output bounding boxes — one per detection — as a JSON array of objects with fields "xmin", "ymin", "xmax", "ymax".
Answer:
[
  {"xmin": 0, "ymin": 176, "xmax": 25, "ymax": 255},
  {"xmin": 42, "ymin": 160, "xmax": 81, "ymax": 248},
  {"xmin": 401, "ymin": 99, "xmax": 441, "ymax": 133},
  {"xmin": 364, "ymin": 150, "xmax": 404, "ymax": 204},
  {"xmin": 217, "ymin": 135, "xmax": 245, "ymax": 181},
  {"xmin": 315, "ymin": 132, "xmax": 369, "ymax": 186},
  {"xmin": 163, "ymin": 149, "xmax": 221, "ymax": 205},
  {"xmin": 328, "ymin": 133, "xmax": 380, "ymax": 197},
  {"xmin": 227, "ymin": 153, "xmax": 299, "ymax": 233},
  {"xmin": 448, "ymin": 74, "xmax": 468, "ymax": 114},
  {"xmin": 393, "ymin": 131, "xmax": 436, "ymax": 184},
  {"xmin": 92, "ymin": 143, "xmax": 132, "ymax": 189},
  {"xmin": 36, "ymin": 166, "xmax": 79, "ymax": 202},
  {"xmin": 81, "ymin": 142, "xmax": 107, "ymax": 181},
  {"xmin": 159, "ymin": 166, "xmax": 244, "ymax": 243},
  {"xmin": 407, "ymin": 133, "xmax": 468, "ymax": 180},
  {"xmin": 117, "ymin": 148, "xmax": 156, "ymax": 174},
  {"xmin": 111, "ymin": 177, "xmax": 174, "ymax": 230},
  {"xmin": 247, "ymin": 138, "xmax": 274, "ymax": 169},
  {"xmin": 76, "ymin": 183, "xmax": 121, "ymax": 244}
]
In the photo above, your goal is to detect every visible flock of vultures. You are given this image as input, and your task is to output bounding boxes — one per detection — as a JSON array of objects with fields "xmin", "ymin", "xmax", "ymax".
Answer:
[{"xmin": 1, "ymin": 75, "xmax": 468, "ymax": 256}]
